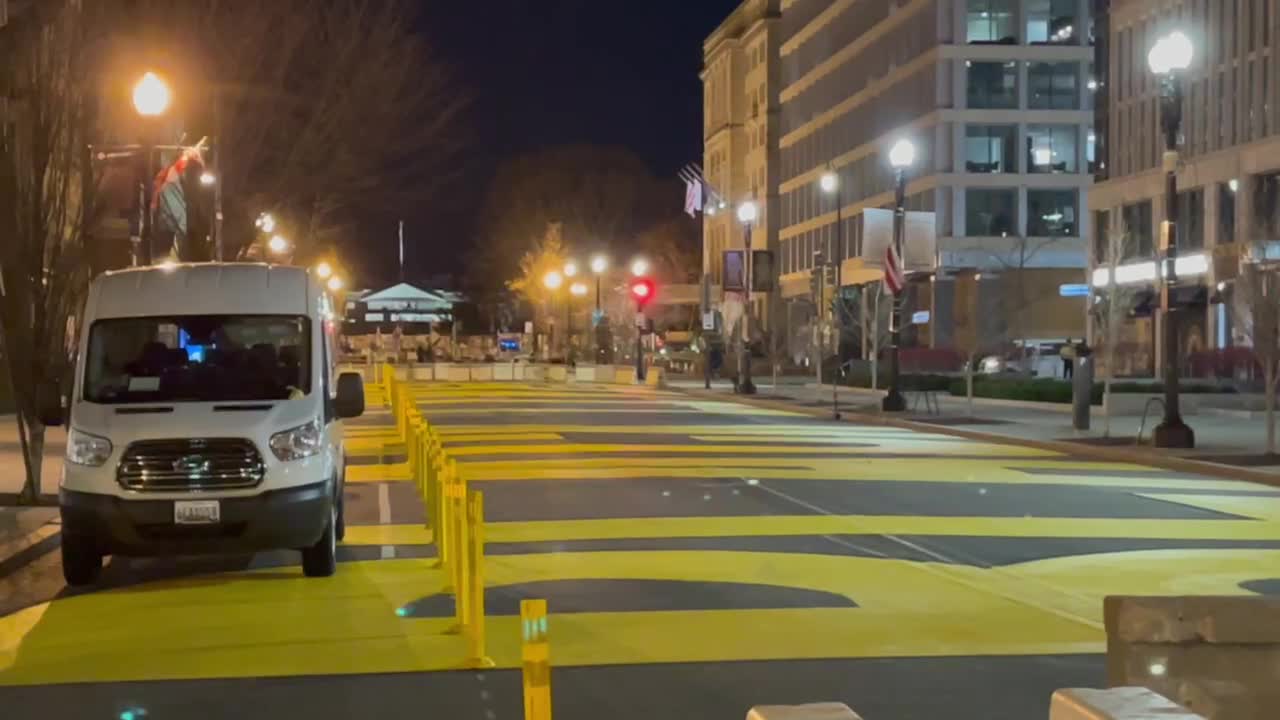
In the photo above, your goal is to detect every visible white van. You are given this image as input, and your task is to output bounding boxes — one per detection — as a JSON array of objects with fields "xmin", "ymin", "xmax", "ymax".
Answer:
[{"xmin": 42, "ymin": 263, "xmax": 365, "ymax": 585}]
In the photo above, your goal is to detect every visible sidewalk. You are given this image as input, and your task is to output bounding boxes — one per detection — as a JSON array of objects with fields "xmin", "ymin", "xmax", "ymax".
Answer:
[
  {"xmin": 668, "ymin": 377, "xmax": 1280, "ymax": 481},
  {"xmin": 1, "ymin": 415, "xmax": 64, "ymax": 501}
]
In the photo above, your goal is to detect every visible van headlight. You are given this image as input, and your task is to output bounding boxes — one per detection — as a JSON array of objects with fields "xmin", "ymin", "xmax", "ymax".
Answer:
[
  {"xmin": 66, "ymin": 428, "xmax": 113, "ymax": 467},
  {"xmin": 269, "ymin": 420, "xmax": 322, "ymax": 461}
]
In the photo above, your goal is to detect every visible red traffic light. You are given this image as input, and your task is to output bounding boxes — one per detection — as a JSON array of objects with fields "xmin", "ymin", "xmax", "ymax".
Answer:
[{"xmin": 630, "ymin": 277, "xmax": 656, "ymax": 306}]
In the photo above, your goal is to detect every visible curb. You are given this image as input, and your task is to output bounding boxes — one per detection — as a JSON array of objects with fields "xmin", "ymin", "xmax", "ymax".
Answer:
[{"xmin": 677, "ymin": 388, "xmax": 1280, "ymax": 490}]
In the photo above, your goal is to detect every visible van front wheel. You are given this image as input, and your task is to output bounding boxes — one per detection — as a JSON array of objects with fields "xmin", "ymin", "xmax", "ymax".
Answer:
[
  {"xmin": 61, "ymin": 534, "xmax": 103, "ymax": 586},
  {"xmin": 301, "ymin": 505, "xmax": 337, "ymax": 577}
]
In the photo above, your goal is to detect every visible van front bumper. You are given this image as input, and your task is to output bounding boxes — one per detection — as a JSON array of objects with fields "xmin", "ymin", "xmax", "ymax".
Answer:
[{"xmin": 60, "ymin": 481, "xmax": 332, "ymax": 556}]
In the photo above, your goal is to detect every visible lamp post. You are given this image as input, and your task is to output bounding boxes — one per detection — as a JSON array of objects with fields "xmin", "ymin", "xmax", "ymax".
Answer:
[
  {"xmin": 1147, "ymin": 30, "xmax": 1196, "ymax": 448},
  {"xmin": 132, "ymin": 72, "xmax": 172, "ymax": 266},
  {"xmin": 736, "ymin": 201, "xmax": 758, "ymax": 395},
  {"xmin": 882, "ymin": 138, "xmax": 915, "ymax": 412},
  {"xmin": 543, "ymin": 270, "xmax": 563, "ymax": 361},
  {"xmin": 820, "ymin": 169, "xmax": 843, "ymax": 419},
  {"xmin": 570, "ymin": 281, "xmax": 588, "ymax": 364},
  {"xmin": 590, "ymin": 254, "xmax": 609, "ymax": 362}
]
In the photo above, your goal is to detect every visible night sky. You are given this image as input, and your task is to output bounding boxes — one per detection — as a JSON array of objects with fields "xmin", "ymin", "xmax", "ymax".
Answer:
[{"xmin": 358, "ymin": 0, "xmax": 739, "ymax": 286}]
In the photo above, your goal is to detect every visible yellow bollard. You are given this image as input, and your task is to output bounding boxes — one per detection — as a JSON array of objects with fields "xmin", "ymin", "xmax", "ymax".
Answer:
[
  {"xmin": 438, "ymin": 462, "xmax": 456, "ymax": 589},
  {"xmin": 464, "ymin": 490, "xmax": 494, "ymax": 668},
  {"xmin": 450, "ymin": 460, "xmax": 468, "ymax": 602},
  {"xmin": 521, "ymin": 599, "xmax": 552, "ymax": 720}
]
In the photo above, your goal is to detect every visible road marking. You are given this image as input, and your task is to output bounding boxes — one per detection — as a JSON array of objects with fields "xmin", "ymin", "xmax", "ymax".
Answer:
[{"xmin": 378, "ymin": 482, "xmax": 395, "ymax": 560}]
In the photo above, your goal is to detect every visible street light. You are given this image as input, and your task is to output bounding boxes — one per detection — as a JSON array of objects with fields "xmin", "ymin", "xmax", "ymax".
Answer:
[
  {"xmin": 564, "ymin": 260, "xmax": 579, "ymax": 278},
  {"xmin": 590, "ymin": 255, "xmax": 608, "ymax": 274},
  {"xmin": 820, "ymin": 168, "xmax": 843, "ymax": 419},
  {"xmin": 735, "ymin": 200, "xmax": 759, "ymax": 395},
  {"xmin": 543, "ymin": 270, "xmax": 563, "ymax": 290},
  {"xmin": 199, "ymin": 172, "xmax": 216, "ymax": 187},
  {"xmin": 132, "ymin": 72, "xmax": 172, "ymax": 117},
  {"xmin": 326, "ymin": 276, "xmax": 344, "ymax": 292},
  {"xmin": 1147, "ymin": 30, "xmax": 1196, "ymax": 449},
  {"xmin": 268, "ymin": 235, "xmax": 289, "ymax": 255},
  {"xmin": 255, "ymin": 213, "xmax": 276, "ymax": 233},
  {"xmin": 315, "ymin": 261, "xmax": 333, "ymax": 279},
  {"xmin": 882, "ymin": 138, "xmax": 916, "ymax": 413},
  {"xmin": 131, "ymin": 72, "xmax": 171, "ymax": 265},
  {"xmin": 570, "ymin": 282, "xmax": 588, "ymax": 297},
  {"xmin": 630, "ymin": 257, "xmax": 649, "ymax": 277}
]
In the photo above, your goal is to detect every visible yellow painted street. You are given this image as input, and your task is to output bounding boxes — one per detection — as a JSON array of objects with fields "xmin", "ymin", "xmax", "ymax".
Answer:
[{"xmin": 3, "ymin": 381, "xmax": 1279, "ymax": 718}]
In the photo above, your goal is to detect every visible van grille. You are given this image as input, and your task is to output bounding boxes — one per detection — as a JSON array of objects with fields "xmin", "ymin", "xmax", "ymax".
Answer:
[{"xmin": 117, "ymin": 438, "xmax": 265, "ymax": 491}]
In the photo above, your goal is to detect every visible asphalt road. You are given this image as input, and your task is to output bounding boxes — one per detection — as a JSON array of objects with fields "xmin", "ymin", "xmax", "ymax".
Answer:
[{"xmin": 3, "ymin": 382, "xmax": 1280, "ymax": 719}]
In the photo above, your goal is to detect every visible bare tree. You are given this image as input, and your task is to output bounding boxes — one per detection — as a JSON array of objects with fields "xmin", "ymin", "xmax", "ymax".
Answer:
[
  {"xmin": 0, "ymin": 2, "xmax": 99, "ymax": 503},
  {"xmin": 1233, "ymin": 257, "xmax": 1280, "ymax": 454},
  {"xmin": 122, "ymin": 0, "xmax": 467, "ymax": 258},
  {"xmin": 953, "ymin": 274, "xmax": 1008, "ymax": 415},
  {"xmin": 1091, "ymin": 231, "xmax": 1140, "ymax": 437}
]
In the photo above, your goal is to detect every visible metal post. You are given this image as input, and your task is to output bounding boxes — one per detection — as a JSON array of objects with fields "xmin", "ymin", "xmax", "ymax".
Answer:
[
  {"xmin": 139, "ymin": 143, "xmax": 155, "ymax": 266},
  {"xmin": 739, "ymin": 223, "xmax": 757, "ymax": 394},
  {"xmin": 1153, "ymin": 70, "xmax": 1195, "ymax": 448},
  {"xmin": 882, "ymin": 168, "xmax": 907, "ymax": 412},
  {"xmin": 702, "ymin": 272, "xmax": 712, "ymax": 389},
  {"xmin": 566, "ymin": 293, "xmax": 574, "ymax": 365},
  {"xmin": 833, "ymin": 186, "xmax": 843, "ymax": 420},
  {"xmin": 634, "ymin": 298, "xmax": 644, "ymax": 382}
]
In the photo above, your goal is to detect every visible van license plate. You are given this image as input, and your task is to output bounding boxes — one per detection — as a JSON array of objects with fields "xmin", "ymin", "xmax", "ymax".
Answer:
[{"xmin": 174, "ymin": 500, "xmax": 221, "ymax": 525}]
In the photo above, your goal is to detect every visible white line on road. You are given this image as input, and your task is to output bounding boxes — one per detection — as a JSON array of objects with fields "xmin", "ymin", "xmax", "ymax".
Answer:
[{"xmin": 378, "ymin": 482, "xmax": 395, "ymax": 559}]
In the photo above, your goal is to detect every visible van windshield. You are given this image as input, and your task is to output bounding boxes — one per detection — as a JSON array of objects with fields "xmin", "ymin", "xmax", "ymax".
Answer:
[{"xmin": 84, "ymin": 315, "xmax": 311, "ymax": 404}]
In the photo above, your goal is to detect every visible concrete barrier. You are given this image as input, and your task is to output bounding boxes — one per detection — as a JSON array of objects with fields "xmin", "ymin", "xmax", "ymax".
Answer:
[
  {"xmin": 470, "ymin": 365, "xmax": 494, "ymax": 381},
  {"xmin": 645, "ymin": 367, "xmax": 665, "ymax": 387},
  {"xmin": 547, "ymin": 365, "xmax": 568, "ymax": 382},
  {"xmin": 1105, "ymin": 595, "xmax": 1280, "ymax": 719},
  {"xmin": 1050, "ymin": 687, "xmax": 1203, "ymax": 720},
  {"xmin": 746, "ymin": 703, "xmax": 861, "ymax": 720},
  {"xmin": 493, "ymin": 363, "xmax": 514, "ymax": 381},
  {"xmin": 575, "ymin": 365, "xmax": 596, "ymax": 382},
  {"xmin": 446, "ymin": 366, "xmax": 471, "ymax": 382},
  {"xmin": 525, "ymin": 365, "xmax": 546, "ymax": 382},
  {"xmin": 410, "ymin": 366, "xmax": 433, "ymax": 381},
  {"xmin": 613, "ymin": 367, "xmax": 636, "ymax": 385}
]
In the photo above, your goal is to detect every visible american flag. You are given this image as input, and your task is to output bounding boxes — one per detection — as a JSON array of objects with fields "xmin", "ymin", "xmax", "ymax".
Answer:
[{"xmin": 884, "ymin": 242, "xmax": 905, "ymax": 295}]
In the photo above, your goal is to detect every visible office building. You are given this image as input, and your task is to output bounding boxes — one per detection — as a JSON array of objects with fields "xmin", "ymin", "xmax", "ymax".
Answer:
[
  {"xmin": 704, "ymin": 0, "xmax": 1097, "ymax": 360},
  {"xmin": 1090, "ymin": 0, "xmax": 1278, "ymax": 377}
]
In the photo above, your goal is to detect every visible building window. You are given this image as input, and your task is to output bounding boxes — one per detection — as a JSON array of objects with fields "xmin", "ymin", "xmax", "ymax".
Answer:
[
  {"xmin": 1027, "ymin": 189, "xmax": 1078, "ymax": 236},
  {"xmin": 1094, "ymin": 210, "xmax": 1111, "ymax": 263},
  {"xmin": 1026, "ymin": 125, "xmax": 1078, "ymax": 173},
  {"xmin": 967, "ymin": 61, "xmax": 1018, "ymax": 108},
  {"xmin": 965, "ymin": 188, "xmax": 1017, "ymax": 236},
  {"xmin": 1028, "ymin": 62, "xmax": 1079, "ymax": 109},
  {"xmin": 1176, "ymin": 188, "xmax": 1205, "ymax": 249},
  {"xmin": 1122, "ymin": 200, "xmax": 1154, "ymax": 257},
  {"xmin": 1086, "ymin": 128, "xmax": 1097, "ymax": 173},
  {"xmin": 1026, "ymin": 0, "xmax": 1078, "ymax": 44},
  {"xmin": 966, "ymin": 0, "xmax": 1017, "ymax": 44},
  {"xmin": 1219, "ymin": 181, "xmax": 1237, "ymax": 244},
  {"xmin": 964, "ymin": 124, "xmax": 1017, "ymax": 172}
]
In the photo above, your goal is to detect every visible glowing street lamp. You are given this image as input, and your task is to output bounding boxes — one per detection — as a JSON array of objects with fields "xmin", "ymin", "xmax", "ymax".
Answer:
[
  {"xmin": 315, "ymin": 261, "xmax": 334, "ymax": 279},
  {"xmin": 543, "ymin": 270, "xmax": 563, "ymax": 291},
  {"xmin": 267, "ymin": 235, "xmax": 289, "ymax": 255},
  {"xmin": 736, "ymin": 200, "xmax": 758, "ymax": 225},
  {"xmin": 199, "ymin": 172, "xmax": 216, "ymax": 187},
  {"xmin": 881, "ymin": 137, "xmax": 916, "ymax": 413},
  {"xmin": 819, "ymin": 171, "xmax": 839, "ymax": 194},
  {"xmin": 590, "ymin": 255, "xmax": 609, "ymax": 274},
  {"xmin": 569, "ymin": 281, "xmax": 588, "ymax": 297},
  {"xmin": 630, "ymin": 257, "xmax": 649, "ymax": 277},
  {"xmin": 326, "ymin": 275, "xmax": 344, "ymax": 292},
  {"xmin": 564, "ymin": 261, "xmax": 579, "ymax": 278},
  {"xmin": 888, "ymin": 138, "xmax": 917, "ymax": 169},
  {"xmin": 1147, "ymin": 29, "xmax": 1196, "ymax": 449},
  {"xmin": 132, "ymin": 72, "xmax": 172, "ymax": 117},
  {"xmin": 255, "ymin": 213, "xmax": 276, "ymax": 233},
  {"xmin": 733, "ymin": 200, "xmax": 760, "ymax": 395}
]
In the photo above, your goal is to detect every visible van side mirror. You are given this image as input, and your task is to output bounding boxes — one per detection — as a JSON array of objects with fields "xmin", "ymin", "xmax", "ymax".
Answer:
[
  {"xmin": 38, "ymin": 386, "xmax": 65, "ymax": 427},
  {"xmin": 334, "ymin": 372, "xmax": 365, "ymax": 419}
]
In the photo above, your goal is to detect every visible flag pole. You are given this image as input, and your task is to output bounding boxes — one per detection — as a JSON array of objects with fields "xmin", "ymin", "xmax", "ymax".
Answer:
[{"xmin": 398, "ymin": 220, "xmax": 405, "ymax": 283}]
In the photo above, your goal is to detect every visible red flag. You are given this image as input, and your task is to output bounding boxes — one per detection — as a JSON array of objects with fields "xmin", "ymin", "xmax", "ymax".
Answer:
[
  {"xmin": 884, "ymin": 243, "xmax": 905, "ymax": 295},
  {"xmin": 151, "ymin": 147, "xmax": 204, "ymax": 235}
]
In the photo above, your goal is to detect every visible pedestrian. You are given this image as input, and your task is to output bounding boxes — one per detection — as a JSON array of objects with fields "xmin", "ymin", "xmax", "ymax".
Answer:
[{"xmin": 1060, "ymin": 339, "xmax": 1077, "ymax": 380}]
